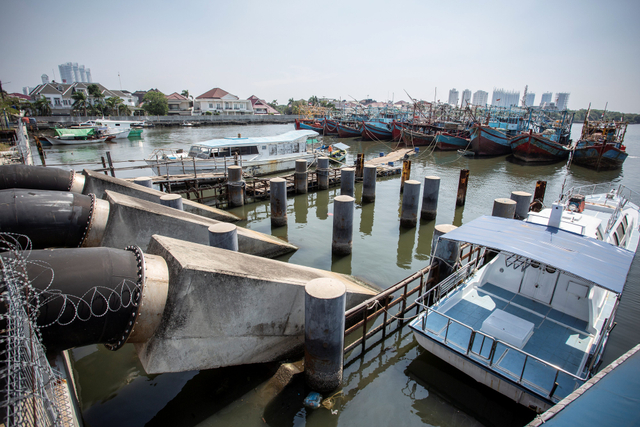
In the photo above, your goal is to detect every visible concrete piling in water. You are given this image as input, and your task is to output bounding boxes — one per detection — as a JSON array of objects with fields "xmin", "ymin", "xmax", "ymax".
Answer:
[
  {"xmin": 492, "ymin": 198, "xmax": 517, "ymax": 219},
  {"xmin": 317, "ymin": 157, "xmax": 330, "ymax": 190},
  {"xmin": 429, "ymin": 224, "xmax": 460, "ymax": 285},
  {"xmin": 341, "ymin": 168, "xmax": 355, "ymax": 197},
  {"xmin": 304, "ymin": 278, "xmax": 346, "ymax": 393},
  {"xmin": 160, "ymin": 194, "xmax": 183, "ymax": 210},
  {"xmin": 227, "ymin": 165, "xmax": 244, "ymax": 207},
  {"xmin": 362, "ymin": 165, "xmax": 377, "ymax": 203},
  {"xmin": 421, "ymin": 176, "xmax": 440, "ymax": 221},
  {"xmin": 294, "ymin": 159, "xmax": 308, "ymax": 194},
  {"xmin": 270, "ymin": 178, "xmax": 287, "ymax": 227},
  {"xmin": 208, "ymin": 223, "xmax": 239, "ymax": 251},
  {"xmin": 134, "ymin": 176, "xmax": 153, "ymax": 188},
  {"xmin": 332, "ymin": 195, "xmax": 354, "ymax": 255},
  {"xmin": 456, "ymin": 169, "xmax": 469, "ymax": 206},
  {"xmin": 400, "ymin": 180, "xmax": 421, "ymax": 228},
  {"xmin": 510, "ymin": 191, "xmax": 532, "ymax": 219}
]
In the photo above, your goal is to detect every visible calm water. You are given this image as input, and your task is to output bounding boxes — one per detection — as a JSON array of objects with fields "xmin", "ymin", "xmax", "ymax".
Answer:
[{"xmin": 43, "ymin": 123, "xmax": 640, "ymax": 427}]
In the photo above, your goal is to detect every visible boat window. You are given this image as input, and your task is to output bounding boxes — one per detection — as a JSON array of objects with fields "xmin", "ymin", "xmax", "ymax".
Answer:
[
  {"xmin": 615, "ymin": 223, "xmax": 625, "ymax": 246},
  {"xmin": 292, "ymin": 143, "xmax": 299, "ymax": 153},
  {"xmin": 613, "ymin": 232, "xmax": 620, "ymax": 246},
  {"xmin": 596, "ymin": 228, "xmax": 603, "ymax": 240},
  {"xmin": 262, "ymin": 146, "xmax": 267, "ymax": 150},
  {"xmin": 622, "ymin": 216, "xmax": 628, "ymax": 233},
  {"xmin": 269, "ymin": 145, "xmax": 277, "ymax": 156}
]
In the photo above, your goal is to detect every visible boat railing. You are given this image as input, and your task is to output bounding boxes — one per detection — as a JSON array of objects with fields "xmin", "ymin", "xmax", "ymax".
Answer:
[{"xmin": 416, "ymin": 282, "xmax": 587, "ymax": 402}]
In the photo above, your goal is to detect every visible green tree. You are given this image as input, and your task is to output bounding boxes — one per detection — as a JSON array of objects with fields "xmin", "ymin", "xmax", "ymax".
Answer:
[
  {"xmin": 308, "ymin": 95, "xmax": 319, "ymax": 106},
  {"xmin": 105, "ymin": 96, "xmax": 125, "ymax": 116},
  {"xmin": 87, "ymin": 84, "xmax": 105, "ymax": 115},
  {"xmin": 71, "ymin": 91, "xmax": 88, "ymax": 116},
  {"xmin": 181, "ymin": 90, "xmax": 189, "ymax": 98},
  {"xmin": 142, "ymin": 91, "xmax": 169, "ymax": 115},
  {"xmin": 34, "ymin": 96, "xmax": 51, "ymax": 116}
]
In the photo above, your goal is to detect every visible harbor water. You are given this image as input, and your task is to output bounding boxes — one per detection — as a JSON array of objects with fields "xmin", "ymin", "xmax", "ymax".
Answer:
[{"xmin": 39, "ymin": 123, "xmax": 640, "ymax": 426}]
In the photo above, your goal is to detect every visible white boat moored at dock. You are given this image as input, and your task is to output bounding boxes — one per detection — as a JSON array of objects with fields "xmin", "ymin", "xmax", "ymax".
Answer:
[
  {"xmin": 145, "ymin": 129, "xmax": 320, "ymax": 177},
  {"xmin": 410, "ymin": 215, "xmax": 635, "ymax": 413}
]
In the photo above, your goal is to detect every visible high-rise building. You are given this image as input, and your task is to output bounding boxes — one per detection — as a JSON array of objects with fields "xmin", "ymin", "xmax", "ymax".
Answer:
[
  {"xmin": 472, "ymin": 90, "xmax": 489, "ymax": 106},
  {"xmin": 491, "ymin": 88, "xmax": 520, "ymax": 108},
  {"xmin": 448, "ymin": 88, "xmax": 459, "ymax": 106},
  {"xmin": 41, "ymin": 74, "xmax": 49, "ymax": 84},
  {"xmin": 524, "ymin": 93, "xmax": 535, "ymax": 107},
  {"xmin": 57, "ymin": 62, "xmax": 92, "ymax": 83},
  {"xmin": 540, "ymin": 92, "xmax": 552, "ymax": 108},
  {"xmin": 555, "ymin": 93, "xmax": 570, "ymax": 110},
  {"xmin": 460, "ymin": 89, "xmax": 471, "ymax": 107}
]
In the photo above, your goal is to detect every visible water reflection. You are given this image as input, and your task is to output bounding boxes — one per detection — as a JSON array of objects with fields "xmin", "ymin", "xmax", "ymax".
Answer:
[
  {"xmin": 359, "ymin": 202, "xmax": 374, "ymax": 236},
  {"xmin": 331, "ymin": 252, "xmax": 352, "ymax": 276},
  {"xmin": 294, "ymin": 193, "xmax": 308, "ymax": 224},
  {"xmin": 396, "ymin": 226, "xmax": 417, "ymax": 269},
  {"xmin": 316, "ymin": 190, "xmax": 329, "ymax": 220},
  {"xmin": 415, "ymin": 220, "xmax": 436, "ymax": 261}
]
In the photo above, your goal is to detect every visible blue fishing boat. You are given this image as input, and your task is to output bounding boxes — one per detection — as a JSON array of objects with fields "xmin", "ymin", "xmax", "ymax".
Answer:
[
  {"xmin": 362, "ymin": 119, "xmax": 393, "ymax": 141},
  {"xmin": 510, "ymin": 110, "xmax": 573, "ymax": 163},
  {"xmin": 295, "ymin": 118, "xmax": 324, "ymax": 133},
  {"xmin": 336, "ymin": 121, "xmax": 362, "ymax": 138},
  {"xmin": 470, "ymin": 108, "xmax": 528, "ymax": 156},
  {"xmin": 410, "ymin": 213, "xmax": 636, "ymax": 413},
  {"xmin": 434, "ymin": 131, "xmax": 470, "ymax": 151},
  {"xmin": 571, "ymin": 117, "xmax": 628, "ymax": 171}
]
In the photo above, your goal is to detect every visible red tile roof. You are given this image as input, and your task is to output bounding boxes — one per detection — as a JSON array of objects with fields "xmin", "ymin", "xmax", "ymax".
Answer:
[
  {"xmin": 166, "ymin": 92, "xmax": 188, "ymax": 100},
  {"xmin": 196, "ymin": 88, "xmax": 231, "ymax": 99}
]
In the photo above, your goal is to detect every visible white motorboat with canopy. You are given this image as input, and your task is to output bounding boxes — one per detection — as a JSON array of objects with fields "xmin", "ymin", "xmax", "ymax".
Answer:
[
  {"xmin": 410, "ymin": 215, "xmax": 634, "ymax": 413},
  {"xmin": 145, "ymin": 130, "xmax": 320, "ymax": 176}
]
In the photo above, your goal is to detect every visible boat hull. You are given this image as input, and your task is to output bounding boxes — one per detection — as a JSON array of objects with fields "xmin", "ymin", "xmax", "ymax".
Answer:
[
  {"xmin": 572, "ymin": 143, "xmax": 628, "ymax": 170},
  {"xmin": 128, "ymin": 129, "xmax": 143, "ymax": 138},
  {"xmin": 470, "ymin": 125, "xmax": 511, "ymax": 156},
  {"xmin": 391, "ymin": 121, "xmax": 404, "ymax": 142},
  {"xmin": 510, "ymin": 132, "xmax": 570, "ymax": 163},
  {"xmin": 336, "ymin": 122, "xmax": 361, "ymax": 138},
  {"xmin": 44, "ymin": 136, "xmax": 107, "ymax": 145},
  {"xmin": 401, "ymin": 128, "xmax": 434, "ymax": 146},
  {"xmin": 295, "ymin": 119, "xmax": 324, "ymax": 133},
  {"xmin": 323, "ymin": 119, "xmax": 339, "ymax": 136},
  {"xmin": 435, "ymin": 133, "xmax": 470, "ymax": 151},
  {"xmin": 146, "ymin": 152, "xmax": 316, "ymax": 177},
  {"xmin": 362, "ymin": 121, "xmax": 392, "ymax": 141}
]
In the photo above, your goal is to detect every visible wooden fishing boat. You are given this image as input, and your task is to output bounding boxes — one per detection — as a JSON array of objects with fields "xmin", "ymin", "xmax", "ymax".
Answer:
[
  {"xmin": 295, "ymin": 118, "xmax": 324, "ymax": 133},
  {"xmin": 434, "ymin": 131, "xmax": 470, "ymax": 151},
  {"xmin": 391, "ymin": 121, "xmax": 404, "ymax": 142},
  {"xmin": 571, "ymin": 118, "xmax": 628, "ymax": 171},
  {"xmin": 401, "ymin": 127, "xmax": 435, "ymax": 147},
  {"xmin": 510, "ymin": 110, "xmax": 573, "ymax": 163},
  {"xmin": 323, "ymin": 119, "xmax": 339, "ymax": 136},
  {"xmin": 336, "ymin": 121, "xmax": 362, "ymax": 138},
  {"xmin": 470, "ymin": 124, "xmax": 512, "ymax": 156},
  {"xmin": 362, "ymin": 120, "xmax": 393, "ymax": 141}
]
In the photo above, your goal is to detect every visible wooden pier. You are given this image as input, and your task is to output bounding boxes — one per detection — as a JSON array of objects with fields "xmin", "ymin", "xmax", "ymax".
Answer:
[{"xmin": 125, "ymin": 149, "xmax": 415, "ymax": 208}]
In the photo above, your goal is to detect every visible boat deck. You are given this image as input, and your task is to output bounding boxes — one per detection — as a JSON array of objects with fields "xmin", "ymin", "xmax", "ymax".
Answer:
[{"xmin": 415, "ymin": 282, "xmax": 615, "ymax": 400}]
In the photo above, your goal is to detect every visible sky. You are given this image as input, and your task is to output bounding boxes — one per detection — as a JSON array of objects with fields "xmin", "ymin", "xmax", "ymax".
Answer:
[{"xmin": 2, "ymin": 0, "xmax": 639, "ymax": 113}]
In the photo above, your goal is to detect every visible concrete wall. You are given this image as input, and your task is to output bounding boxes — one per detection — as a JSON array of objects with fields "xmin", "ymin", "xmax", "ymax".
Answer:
[
  {"xmin": 135, "ymin": 235, "xmax": 378, "ymax": 373},
  {"xmin": 30, "ymin": 115, "xmax": 297, "ymax": 127}
]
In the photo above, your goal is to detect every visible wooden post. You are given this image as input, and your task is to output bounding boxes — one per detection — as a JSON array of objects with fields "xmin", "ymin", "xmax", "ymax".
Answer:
[
  {"xmin": 355, "ymin": 153, "xmax": 365, "ymax": 178},
  {"xmin": 533, "ymin": 180, "xmax": 547, "ymax": 206},
  {"xmin": 33, "ymin": 136, "xmax": 46, "ymax": 166},
  {"xmin": 400, "ymin": 159, "xmax": 411, "ymax": 193},
  {"xmin": 456, "ymin": 169, "xmax": 469, "ymax": 206},
  {"xmin": 106, "ymin": 151, "xmax": 116, "ymax": 177},
  {"xmin": 101, "ymin": 156, "xmax": 108, "ymax": 175}
]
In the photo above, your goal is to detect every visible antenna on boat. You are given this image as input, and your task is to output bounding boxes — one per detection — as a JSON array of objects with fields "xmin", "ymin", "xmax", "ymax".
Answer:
[{"xmin": 118, "ymin": 72, "xmax": 122, "ymax": 90}]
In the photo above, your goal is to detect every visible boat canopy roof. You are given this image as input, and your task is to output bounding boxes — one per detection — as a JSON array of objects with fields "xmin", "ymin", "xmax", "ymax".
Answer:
[
  {"xmin": 193, "ymin": 130, "xmax": 319, "ymax": 149},
  {"xmin": 54, "ymin": 128, "xmax": 96, "ymax": 137},
  {"xmin": 332, "ymin": 142, "xmax": 350, "ymax": 150},
  {"xmin": 442, "ymin": 216, "xmax": 633, "ymax": 294}
]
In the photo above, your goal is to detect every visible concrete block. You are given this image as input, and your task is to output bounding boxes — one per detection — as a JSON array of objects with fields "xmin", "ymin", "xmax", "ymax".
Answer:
[
  {"xmin": 82, "ymin": 169, "xmax": 239, "ymax": 223},
  {"xmin": 136, "ymin": 235, "xmax": 378, "ymax": 374},
  {"xmin": 101, "ymin": 190, "xmax": 297, "ymax": 258}
]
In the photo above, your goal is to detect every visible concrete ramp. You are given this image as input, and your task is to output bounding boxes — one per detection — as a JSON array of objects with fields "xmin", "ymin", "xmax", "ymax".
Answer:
[
  {"xmin": 102, "ymin": 190, "xmax": 297, "ymax": 258},
  {"xmin": 82, "ymin": 169, "xmax": 239, "ymax": 223},
  {"xmin": 136, "ymin": 234, "xmax": 378, "ymax": 374}
]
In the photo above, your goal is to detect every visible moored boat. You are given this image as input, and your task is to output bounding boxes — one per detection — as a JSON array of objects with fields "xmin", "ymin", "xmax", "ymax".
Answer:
[
  {"xmin": 323, "ymin": 119, "xmax": 339, "ymax": 136},
  {"xmin": 410, "ymin": 213, "xmax": 635, "ymax": 413},
  {"xmin": 336, "ymin": 121, "xmax": 362, "ymax": 138},
  {"xmin": 510, "ymin": 130, "xmax": 571, "ymax": 163},
  {"xmin": 43, "ymin": 128, "xmax": 108, "ymax": 145},
  {"xmin": 470, "ymin": 124, "xmax": 512, "ymax": 156},
  {"xmin": 145, "ymin": 130, "xmax": 320, "ymax": 176},
  {"xmin": 434, "ymin": 131, "xmax": 470, "ymax": 151},
  {"xmin": 362, "ymin": 120, "xmax": 393, "ymax": 141},
  {"xmin": 571, "ymin": 118, "xmax": 628, "ymax": 171},
  {"xmin": 93, "ymin": 119, "xmax": 144, "ymax": 139},
  {"xmin": 295, "ymin": 118, "xmax": 324, "ymax": 133},
  {"xmin": 401, "ymin": 127, "xmax": 435, "ymax": 147}
]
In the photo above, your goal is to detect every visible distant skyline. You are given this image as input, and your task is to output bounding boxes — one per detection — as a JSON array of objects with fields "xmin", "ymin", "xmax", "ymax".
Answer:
[{"xmin": 2, "ymin": 0, "xmax": 639, "ymax": 113}]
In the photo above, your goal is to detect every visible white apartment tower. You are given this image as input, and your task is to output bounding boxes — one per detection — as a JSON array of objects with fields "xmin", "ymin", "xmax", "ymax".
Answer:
[
  {"xmin": 524, "ymin": 93, "xmax": 535, "ymax": 107},
  {"xmin": 491, "ymin": 88, "xmax": 520, "ymax": 108},
  {"xmin": 460, "ymin": 89, "xmax": 472, "ymax": 107},
  {"xmin": 555, "ymin": 93, "xmax": 570, "ymax": 110},
  {"xmin": 472, "ymin": 90, "xmax": 489, "ymax": 106},
  {"xmin": 58, "ymin": 62, "xmax": 92, "ymax": 83},
  {"xmin": 540, "ymin": 92, "xmax": 552, "ymax": 108},
  {"xmin": 448, "ymin": 88, "xmax": 459, "ymax": 106},
  {"xmin": 41, "ymin": 74, "xmax": 49, "ymax": 84}
]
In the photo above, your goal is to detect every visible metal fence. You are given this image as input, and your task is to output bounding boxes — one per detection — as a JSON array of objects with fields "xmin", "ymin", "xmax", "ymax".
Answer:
[{"xmin": 0, "ymin": 234, "xmax": 73, "ymax": 426}]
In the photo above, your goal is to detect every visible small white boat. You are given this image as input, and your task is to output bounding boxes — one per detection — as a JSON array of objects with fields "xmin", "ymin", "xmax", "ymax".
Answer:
[
  {"xmin": 93, "ymin": 119, "xmax": 142, "ymax": 139},
  {"xmin": 145, "ymin": 130, "xmax": 320, "ymax": 176},
  {"xmin": 44, "ymin": 135, "xmax": 108, "ymax": 145},
  {"xmin": 410, "ymin": 197, "xmax": 637, "ymax": 412},
  {"xmin": 43, "ymin": 128, "xmax": 108, "ymax": 145}
]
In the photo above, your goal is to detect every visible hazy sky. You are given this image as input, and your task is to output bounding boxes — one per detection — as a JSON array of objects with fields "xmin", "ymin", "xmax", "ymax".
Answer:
[{"xmin": 2, "ymin": 0, "xmax": 639, "ymax": 113}]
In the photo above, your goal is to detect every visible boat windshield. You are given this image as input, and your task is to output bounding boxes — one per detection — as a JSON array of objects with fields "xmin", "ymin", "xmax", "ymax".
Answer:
[{"xmin": 188, "ymin": 145, "xmax": 259, "ymax": 159}]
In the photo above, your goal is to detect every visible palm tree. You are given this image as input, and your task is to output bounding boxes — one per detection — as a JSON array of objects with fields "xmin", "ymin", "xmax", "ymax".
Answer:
[
  {"xmin": 34, "ymin": 96, "xmax": 51, "ymax": 116},
  {"xmin": 181, "ymin": 90, "xmax": 189, "ymax": 98},
  {"xmin": 87, "ymin": 84, "xmax": 105, "ymax": 116},
  {"xmin": 71, "ymin": 91, "xmax": 88, "ymax": 116},
  {"xmin": 105, "ymin": 96, "xmax": 125, "ymax": 116}
]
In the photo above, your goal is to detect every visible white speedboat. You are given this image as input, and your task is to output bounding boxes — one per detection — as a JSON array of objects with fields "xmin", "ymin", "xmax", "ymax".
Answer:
[
  {"xmin": 410, "ymin": 213, "xmax": 635, "ymax": 413},
  {"xmin": 145, "ymin": 130, "xmax": 320, "ymax": 176},
  {"xmin": 94, "ymin": 119, "xmax": 143, "ymax": 139}
]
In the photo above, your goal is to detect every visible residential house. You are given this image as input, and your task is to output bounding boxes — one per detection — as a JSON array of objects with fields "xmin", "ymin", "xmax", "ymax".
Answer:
[
  {"xmin": 248, "ymin": 95, "xmax": 279, "ymax": 115},
  {"xmin": 166, "ymin": 92, "xmax": 193, "ymax": 116},
  {"xmin": 195, "ymin": 88, "xmax": 252, "ymax": 115},
  {"xmin": 29, "ymin": 82, "xmax": 137, "ymax": 115}
]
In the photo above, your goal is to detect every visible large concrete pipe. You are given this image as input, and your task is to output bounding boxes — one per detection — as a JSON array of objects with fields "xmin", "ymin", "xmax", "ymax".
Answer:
[
  {"xmin": 0, "ymin": 164, "xmax": 85, "ymax": 193},
  {"xmin": 0, "ymin": 189, "xmax": 110, "ymax": 249},
  {"xmin": 0, "ymin": 246, "xmax": 169, "ymax": 351}
]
